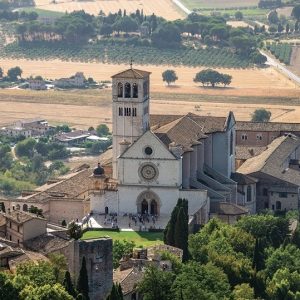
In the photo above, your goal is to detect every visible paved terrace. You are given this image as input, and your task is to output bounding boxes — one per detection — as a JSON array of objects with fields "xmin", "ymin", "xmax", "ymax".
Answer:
[{"xmin": 83, "ymin": 213, "xmax": 170, "ymax": 231}]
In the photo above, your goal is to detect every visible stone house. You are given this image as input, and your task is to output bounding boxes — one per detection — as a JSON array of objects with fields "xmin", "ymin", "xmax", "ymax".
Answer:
[
  {"xmin": 1, "ymin": 166, "xmax": 93, "ymax": 225},
  {"xmin": 0, "ymin": 210, "xmax": 47, "ymax": 246},
  {"xmin": 54, "ymin": 72, "xmax": 85, "ymax": 88},
  {"xmin": 238, "ymin": 135, "xmax": 300, "ymax": 212},
  {"xmin": 235, "ymin": 121, "xmax": 300, "ymax": 168}
]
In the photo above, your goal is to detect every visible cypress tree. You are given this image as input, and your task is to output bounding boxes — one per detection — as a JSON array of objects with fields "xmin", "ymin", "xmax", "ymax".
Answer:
[
  {"xmin": 174, "ymin": 207, "xmax": 189, "ymax": 262},
  {"xmin": 252, "ymin": 238, "xmax": 264, "ymax": 271},
  {"xmin": 63, "ymin": 271, "xmax": 77, "ymax": 298},
  {"xmin": 164, "ymin": 205, "xmax": 179, "ymax": 246},
  {"xmin": 77, "ymin": 257, "xmax": 89, "ymax": 300},
  {"xmin": 117, "ymin": 283, "xmax": 124, "ymax": 300},
  {"xmin": 106, "ymin": 283, "xmax": 123, "ymax": 300}
]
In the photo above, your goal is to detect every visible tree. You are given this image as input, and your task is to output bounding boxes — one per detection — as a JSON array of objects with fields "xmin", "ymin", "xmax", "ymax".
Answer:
[
  {"xmin": 251, "ymin": 109, "xmax": 271, "ymax": 122},
  {"xmin": 252, "ymin": 238, "xmax": 264, "ymax": 272},
  {"xmin": 235, "ymin": 11, "xmax": 243, "ymax": 21},
  {"xmin": 171, "ymin": 262, "xmax": 231, "ymax": 300},
  {"xmin": 233, "ymin": 283, "xmax": 254, "ymax": 300},
  {"xmin": 250, "ymin": 52, "xmax": 267, "ymax": 65},
  {"xmin": 7, "ymin": 66, "xmax": 22, "ymax": 81},
  {"xmin": 48, "ymin": 253, "xmax": 67, "ymax": 283},
  {"xmin": 77, "ymin": 257, "xmax": 89, "ymax": 300},
  {"xmin": 96, "ymin": 124, "xmax": 110, "ymax": 137},
  {"xmin": 0, "ymin": 67, "xmax": 3, "ymax": 78},
  {"xmin": 106, "ymin": 283, "xmax": 123, "ymax": 300},
  {"xmin": 268, "ymin": 10, "xmax": 279, "ymax": 24},
  {"xmin": 194, "ymin": 69, "xmax": 232, "ymax": 88},
  {"xmin": 20, "ymin": 283, "xmax": 74, "ymax": 300},
  {"xmin": 100, "ymin": 23, "xmax": 113, "ymax": 36},
  {"xmin": 0, "ymin": 272, "xmax": 19, "ymax": 300},
  {"xmin": 162, "ymin": 70, "xmax": 178, "ymax": 85},
  {"xmin": 113, "ymin": 240, "xmax": 135, "ymax": 268},
  {"xmin": 174, "ymin": 206, "xmax": 189, "ymax": 261},
  {"xmin": 292, "ymin": 5, "xmax": 300, "ymax": 22},
  {"xmin": 63, "ymin": 271, "xmax": 77, "ymax": 298},
  {"xmin": 67, "ymin": 221, "xmax": 82, "ymax": 240},
  {"xmin": 151, "ymin": 23, "xmax": 181, "ymax": 48},
  {"xmin": 15, "ymin": 138, "xmax": 36, "ymax": 158},
  {"xmin": 137, "ymin": 265, "xmax": 175, "ymax": 300}
]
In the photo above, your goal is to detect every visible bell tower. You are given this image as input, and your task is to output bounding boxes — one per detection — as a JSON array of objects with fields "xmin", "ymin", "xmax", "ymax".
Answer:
[{"xmin": 111, "ymin": 66, "xmax": 151, "ymax": 178}]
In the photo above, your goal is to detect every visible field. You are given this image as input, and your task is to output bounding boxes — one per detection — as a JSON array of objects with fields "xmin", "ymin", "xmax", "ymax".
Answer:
[
  {"xmin": 33, "ymin": 0, "xmax": 184, "ymax": 20},
  {"xmin": 181, "ymin": 0, "xmax": 259, "ymax": 9},
  {"xmin": 290, "ymin": 46, "xmax": 300, "ymax": 77},
  {"xmin": 81, "ymin": 230, "xmax": 163, "ymax": 247}
]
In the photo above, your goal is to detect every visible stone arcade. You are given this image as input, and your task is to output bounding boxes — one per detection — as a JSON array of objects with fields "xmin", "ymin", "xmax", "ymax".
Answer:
[{"xmin": 89, "ymin": 67, "xmax": 241, "ymax": 228}]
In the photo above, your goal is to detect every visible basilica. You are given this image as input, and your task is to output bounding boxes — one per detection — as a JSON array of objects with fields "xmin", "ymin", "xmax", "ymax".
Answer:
[{"xmin": 90, "ymin": 67, "xmax": 249, "ymax": 228}]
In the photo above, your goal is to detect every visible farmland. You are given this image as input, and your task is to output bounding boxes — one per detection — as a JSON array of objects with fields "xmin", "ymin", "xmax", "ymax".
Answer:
[
  {"xmin": 181, "ymin": 0, "xmax": 259, "ymax": 9},
  {"xmin": 2, "ymin": 41, "xmax": 252, "ymax": 69},
  {"xmin": 267, "ymin": 43, "xmax": 293, "ymax": 65},
  {"xmin": 0, "ymin": 86, "xmax": 300, "ymax": 130},
  {"xmin": 33, "ymin": 0, "xmax": 184, "ymax": 20}
]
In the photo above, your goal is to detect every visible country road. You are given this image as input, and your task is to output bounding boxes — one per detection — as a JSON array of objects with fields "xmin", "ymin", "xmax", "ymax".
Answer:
[
  {"xmin": 261, "ymin": 50, "xmax": 300, "ymax": 86},
  {"xmin": 172, "ymin": 0, "xmax": 191, "ymax": 15}
]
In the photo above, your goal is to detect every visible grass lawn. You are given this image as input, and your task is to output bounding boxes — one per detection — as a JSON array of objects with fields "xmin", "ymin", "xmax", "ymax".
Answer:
[{"xmin": 82, "ymin": 230, "xmax": 164, "ymax": 247}]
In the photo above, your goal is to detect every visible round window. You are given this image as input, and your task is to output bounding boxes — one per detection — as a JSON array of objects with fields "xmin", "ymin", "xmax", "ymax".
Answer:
[{"xmin": 144, "ymin": 146, "xmax": 153, "ymax": 155}]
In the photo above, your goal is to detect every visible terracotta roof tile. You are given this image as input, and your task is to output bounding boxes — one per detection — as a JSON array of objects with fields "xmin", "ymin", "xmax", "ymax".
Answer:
[
  {"xmin": 1, "ymin": 211, "xmax": 46, "ymax": 224},
  {"xmin": 236, "ymin": 121, "xmax": 300, "ymax": 132},
  {"xmin": 236, "ymin": 146, "xmax": 267, "ymax": 160},
  {"xmin": 111, "ymin": 68, "xmax": 151, "ymax": 79},
  {"xmin": 238, "ymin": 135, "xmax": 300, "ymax": 186}
]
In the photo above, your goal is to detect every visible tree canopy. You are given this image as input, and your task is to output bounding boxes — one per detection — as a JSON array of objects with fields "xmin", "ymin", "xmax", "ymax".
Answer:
[
  {"xmin": 162, "ymin": 70, "xmax": 178, "ymax": 85},
  {"xmin": 251, "ymin": 108, "xmax": 272, "ymax": 122}
]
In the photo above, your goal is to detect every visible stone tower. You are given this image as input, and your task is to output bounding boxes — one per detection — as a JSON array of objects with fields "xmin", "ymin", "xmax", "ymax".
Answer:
[{"xmin": 111, "ymin": 67, "xmax": 151, "ymax": 178}]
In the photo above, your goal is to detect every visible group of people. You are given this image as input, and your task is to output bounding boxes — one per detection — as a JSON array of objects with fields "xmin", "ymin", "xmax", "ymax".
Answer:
[{"xmin": 127, "ymin": 213, "xmax": 158, "ymax": 230}]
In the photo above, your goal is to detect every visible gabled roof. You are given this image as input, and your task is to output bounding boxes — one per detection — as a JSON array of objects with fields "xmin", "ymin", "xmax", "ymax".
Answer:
[
  {"xmin": 210, "ymin": 202, "xmax": 248, "ymax": 215},
  {"xmin": 18, "ymin": 167, "xmax": 93, "ymax": 202},
  {"xmin": 150, "ymin": 112, "xmax": 231, "ymax": 134},
  {"xmin": 236, "ymin": 121, "xmax": 300, "ymax": 132},
  {"xmin": 153, "ymin": 114, "xmax": 207, "ymax": 151},
  {"xmin": 111, "ymin": 68, "xmax": 151, "ymax": 79},
  {"xmin": 236, "ymin": 146, "xmax": 267, "ymax": 160},
  {"xmin": 1, "ymin": 210, "xmax": 46, "ymax": 224},
  {"xmin": 238, "ymin": 135, "xmax": 300, "ymax": 186},
  {"xmin": 231, "ymin": 172, "xmax": 258, "ymax": 185}
]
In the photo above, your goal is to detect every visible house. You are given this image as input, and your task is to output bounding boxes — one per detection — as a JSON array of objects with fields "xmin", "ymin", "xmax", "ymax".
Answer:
[
  {"xmin": 54, "ymin": 130, "xmax": 90, "ymax": 146},
  {"xmin": 88, "ymin": 67, "xmax": 248, "ymax": 229},
  {"xmin": 28, "ymin": 79, "xmax": 47, "ymax": 90},
  {"xmin": 0, "ymin": 118, "xmax": 50, "ymax": 138},
  {"xmin": 235, "ymin": 121, "xmax": 300, "ymax": 168},
  {"xmin": 0, "ymin": 210, "xmax": 47, "ymax": 246},
  {"xmin": 238, "ymin": 134, "xmax": 300, "ymax": 212},
  {"xmin": 54, "ymin": 72, "xmax": 85, "ymax": 88},
  {"xmin": 1, "ymin": 166, "xmax": 93, "ymax": 225},
  {"xmin": 0, "ymin": 126, "xmax": 32, "ymax": 138},
  {"xmin": 114, "ymin": 245, "xmax": 183, "ymax": 300}
]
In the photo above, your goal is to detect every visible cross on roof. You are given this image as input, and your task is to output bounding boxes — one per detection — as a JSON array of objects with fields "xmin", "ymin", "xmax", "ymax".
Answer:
[{"xmin": 130, "ymin": 57, "xmax": 134, "ymax": 69}]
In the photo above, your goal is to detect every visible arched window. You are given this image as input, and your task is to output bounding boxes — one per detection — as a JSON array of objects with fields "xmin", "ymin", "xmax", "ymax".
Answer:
[
  {"xmin": 143, "ymin": 81, "xmax": 148, "ymax": 97},
  {"xmin": 117, "ymin": 82, "xmax": 123, "ymax": 97},
  {"xmin": 16, "ymin": 204, "xmax": 20, "ymax": 210},
  {"xmin": 105, "ymin": 206, "xmax": 109, "ymax": 215},
  {"xmin": 247, "ymin": 186, "xmax": 252, "ymax": 202},
  {"xmin": 276, "ymin": 201, "xmax": 281, "ymax": 210},
  {"xmin": 133, "ymin": 83, "xmax": 138, "ymax": 98},
  {"xmin": 23, "ymin": 204, "xmax": 28, "ymax": 212},
  {"xmin": 124, "ymin": 83, "xmax": 131, "ymax": 98}
]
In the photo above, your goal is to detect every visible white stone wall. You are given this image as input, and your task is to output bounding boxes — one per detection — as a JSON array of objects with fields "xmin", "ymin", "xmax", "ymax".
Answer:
[{"xmin": 90, "ymin": 191, "xmax": 118, "ymax": 214}]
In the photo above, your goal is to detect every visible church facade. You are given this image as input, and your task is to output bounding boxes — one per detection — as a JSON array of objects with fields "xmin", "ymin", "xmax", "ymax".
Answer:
[{"xmin": 90, "ymin": 68, "xmax": 245, "ymax": 227}]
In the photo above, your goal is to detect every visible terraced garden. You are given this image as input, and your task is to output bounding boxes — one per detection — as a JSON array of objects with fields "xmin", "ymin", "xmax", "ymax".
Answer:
[{"xmin": 1, "ymin": 41, "xmax": 251, "ymax": 68}]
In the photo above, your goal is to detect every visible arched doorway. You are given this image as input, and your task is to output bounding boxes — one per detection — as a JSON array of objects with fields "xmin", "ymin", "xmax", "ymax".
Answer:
[
  {"xmin": 23, "ymin": 204, "xmax": 28, "ymax": 212},
  {"xmin": 150, "ymin": 199, "xmax": 158, "ymax": 215},
  {"xmin": 137, "ymin": 191, "xmax": 160, "ymax": 216},
  {"xmin": 105, "ymin": 206, "xmax": 109, "ymax": 215},
  {"xmin": 141, "ymin": 199, "xmax": 148, "ymax": 215}
]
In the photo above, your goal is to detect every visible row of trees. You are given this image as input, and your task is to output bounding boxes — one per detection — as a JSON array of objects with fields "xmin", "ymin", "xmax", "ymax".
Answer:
[
  {"xmin": 137, "ymin": 211, "xmax": 300, "ymax": 299},
  {"xmin": 0, "ymin": 66, "xmax": 22, "ymax": 81}
]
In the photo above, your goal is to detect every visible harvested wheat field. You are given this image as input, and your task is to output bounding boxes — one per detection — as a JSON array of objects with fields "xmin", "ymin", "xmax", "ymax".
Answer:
[
  {"xmin": 34, "ymin": 0, "xmax": 184, "ymax": 20},
  {"xmin": 0, "ymin": 59, "xmax": 299, "ymax": 98},
  {"xmin": 227, "ymin": 21, "xmax": 252, "ymax": 28},
  {"xmin": 0, "ymin": 88, "xmax": 300, "ymax": 129}
]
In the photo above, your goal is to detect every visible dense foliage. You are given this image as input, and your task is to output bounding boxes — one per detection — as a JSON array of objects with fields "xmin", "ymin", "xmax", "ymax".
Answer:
[
  {"xmin": 194, "ymin": 69, "xmax": 232, "ymax": 87},
  {"xmin": 266, "ymin": 42, "xmax": 292, "ymax": 65},
  {"xmin": 138, "ymin": 213, "xmax": 299, "ymax": 300},
  {"xmin": 251, "ymin": 108, "xmax": 272, "ymax": 122}
]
